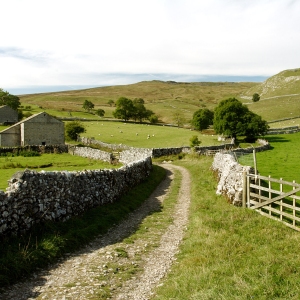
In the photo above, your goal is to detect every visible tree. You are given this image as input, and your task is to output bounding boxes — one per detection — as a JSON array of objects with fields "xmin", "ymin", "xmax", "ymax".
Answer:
[
  {"xmin": 149, "ymin": 114, "xmax": 159, "ymax": 124},
  {"xmin": 113, "ymin": 97, "xmax": 135, "ymax": 121},
  {"xmin": 252, "ymin": 93, "xmax": 260, "ymax": 102},
  {"xmin": 95, "ymin": 109, "xmax": 105, "ymax": 117},
  {"xmin": 213, "ymin": 98, "xmax": 269, "ymax": 140},
  {"xmin": 192, "ymin": 108, "xmax": 214, "ymax": 131},
  {"xmin": 65, "ymin": 121, "xmax": 86, "ymax": 141},
  {"xmin": 82, "ymin": 100, "xmax": 94, "ymax": 112},
  {"xmin": 0, "ymin": 88, "xmax": 21, "ymax": 110},
  {"xmin": 173, "ymin": 111, "xmax": 185, "ymax": 127},
  {"xmin": 107, "ymin": 100, "xmax": 114, "ymax": 107},
  {"xmin": 190, "ymin": 135, "xmax": 201, "ymax": 147},
  {"xmin": 132, "ymin": 98, "xmax": 154, "ymax": 122}
]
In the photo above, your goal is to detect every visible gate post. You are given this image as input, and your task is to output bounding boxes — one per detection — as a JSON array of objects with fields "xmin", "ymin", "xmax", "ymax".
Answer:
[{"xmin": 242, "ymin": 170, "xmax": 247, "ymax": 208}]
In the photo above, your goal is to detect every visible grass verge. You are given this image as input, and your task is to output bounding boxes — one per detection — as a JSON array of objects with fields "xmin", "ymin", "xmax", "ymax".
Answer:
[
  {"xmin": 0, "ymin": 165, "xmax": 166, "ymax": 290},
  {"xmin": 153, "ymin": 157, "xmax": 300, "ymax": 299}
]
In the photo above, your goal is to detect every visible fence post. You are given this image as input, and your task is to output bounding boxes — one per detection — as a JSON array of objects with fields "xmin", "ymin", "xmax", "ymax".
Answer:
[
  {"xmin": 253, "ymin": 149, "xmax": 257, "ymax": 176},
  {"xmin": 242, "ymin": 170, "xmax": 247, "ymax": 208}
]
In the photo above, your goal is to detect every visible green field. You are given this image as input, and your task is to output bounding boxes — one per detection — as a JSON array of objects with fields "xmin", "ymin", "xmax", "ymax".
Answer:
[
  {"xmin": 81, "ymin": 120, "xmax": 223, "ymax": 148},
  {"xmin": 0, "ymin": 153, "xmax": 121, "ymax": 191},
  {"xmin": 255, "ymin": 132, "xmax": 300, "ymax": 183}
]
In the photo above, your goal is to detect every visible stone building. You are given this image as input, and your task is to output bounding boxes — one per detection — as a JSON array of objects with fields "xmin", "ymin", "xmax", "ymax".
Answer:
[
  {"xmin": 0, "ymin": 112, "xmax": 64, "ymax": 147},
  {"xmin": 0, "ymin": 105, "xmax": 18, "ymax": 125}
]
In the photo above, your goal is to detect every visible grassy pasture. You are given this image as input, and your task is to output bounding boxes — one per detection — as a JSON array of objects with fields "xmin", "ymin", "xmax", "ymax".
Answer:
[
  {"xmin": 0, "ymin": 153, "xmax": 121, "ymax": 191},
  {"xmin": 268, "ymin": 117, "xmax": 300, "ymax": 128},
  {"xmin": 255, "ymin": 132, "xmax": 300, "ymax": 183},
  {"xmin": 247, "ymin": 95, "xmax": 300, "ymax": 122},
  {"xmin": 81, "ymin": 120, "xmax": 223, "ymax": 148}
]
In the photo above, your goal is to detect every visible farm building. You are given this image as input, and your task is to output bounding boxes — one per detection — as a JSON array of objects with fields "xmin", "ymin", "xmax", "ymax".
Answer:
[
  {"xmin": 0, "ymin": 105, "xmax": 18, "ymax": 125},
  {"xmin": 0, "ymin": 112, "xmax": 65, "ymax": 147}
]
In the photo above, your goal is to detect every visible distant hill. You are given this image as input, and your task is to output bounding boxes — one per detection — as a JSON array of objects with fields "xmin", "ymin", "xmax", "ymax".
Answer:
[
  {"xmin": 19, "ymin": 81, "xmax": 256, "ymax": 124},
  {"xmin": 18, "ymin": 70, "xmax": 300, "ymax": 125},
  {"xmin": 241, "ymin": 68, "xmax": 300, "ymax": 99},
  {"xmin": 240, "ymin": 68, "xmax": 300, "ymax": 123}
]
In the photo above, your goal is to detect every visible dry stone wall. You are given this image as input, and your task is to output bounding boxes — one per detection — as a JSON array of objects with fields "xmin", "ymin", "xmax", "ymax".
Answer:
[
  {"xmin": 211, "ymin": 140, "xmax": 269, "ymax": 206},
  {"xmin": 0, "ymin": 146, "xmax": 152, "ymax": 237},
  {"xmin": 212, "ymin": 153, "xmax": 253, "ymax": 206}
]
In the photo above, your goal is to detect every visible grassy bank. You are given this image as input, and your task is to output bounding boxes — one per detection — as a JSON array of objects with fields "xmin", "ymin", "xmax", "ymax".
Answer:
[
  {"xmin": 153, "ymin": 157, "xmax": 300, "ymax": 299},
  {"xmin": 0, "ymin": 165, "xmax": 166, "ymax": 288}
]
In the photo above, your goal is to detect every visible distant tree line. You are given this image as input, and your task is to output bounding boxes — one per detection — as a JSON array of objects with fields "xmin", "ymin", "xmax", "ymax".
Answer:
[{"xmin": 113, "ymin": 97, "xmax": 158, "ymax": 123}]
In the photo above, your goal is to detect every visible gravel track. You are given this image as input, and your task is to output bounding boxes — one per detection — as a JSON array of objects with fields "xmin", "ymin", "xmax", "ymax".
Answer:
[{"xmin": 1, "ymin": 163, "xmax": 191, "ymax": 300}]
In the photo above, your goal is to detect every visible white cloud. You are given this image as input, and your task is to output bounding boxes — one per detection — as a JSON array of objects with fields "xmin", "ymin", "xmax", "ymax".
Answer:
[{"xmin": 1, "ymin": 0, "xmax": 300, "ymax": 89}]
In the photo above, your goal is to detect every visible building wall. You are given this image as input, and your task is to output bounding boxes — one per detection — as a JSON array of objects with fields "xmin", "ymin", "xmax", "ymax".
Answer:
[
  {"xmin": 0, "ymin": 106, "xmax": 18, "ymax": 124},
  {"xmin": 21, "ymin": 113, "xmax": 64, "ymax": 145},
  {"xmin": 0, "ymin": 125, "xmax": 20, "ymax": 147}
]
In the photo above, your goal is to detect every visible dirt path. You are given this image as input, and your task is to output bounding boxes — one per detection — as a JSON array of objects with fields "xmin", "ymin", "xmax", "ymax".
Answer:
[{"xmin": 1, "ymin": 164, "xmax": 191, "ymax": 300}]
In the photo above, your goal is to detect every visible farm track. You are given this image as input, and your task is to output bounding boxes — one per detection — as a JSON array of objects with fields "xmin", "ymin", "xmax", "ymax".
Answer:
[{"xmin": 1, "ymin": 163, "xmax": 191, "ymax": 300}]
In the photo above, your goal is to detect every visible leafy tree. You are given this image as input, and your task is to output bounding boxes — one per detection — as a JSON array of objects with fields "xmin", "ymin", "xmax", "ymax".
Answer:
[
  {"xmin": 65, "ymin": 121, "xmax": 86, "ymax": 141},
  {"xmin": 0, "ymin": 88, "xmax": 21, "ymax": 110},
  {"xmin": 173, "ymin": 111, "xmax": 185, "ymax": 127},
  {"xmin": 190, "ymin": 135, "xmax": 201, "ymax": 147},
  {"xmin": 213, "ymin": 98, "xmax": 269, "ymax": 140},
  {"xmin": 95, "ymin": 109, "xmax": 105, "ymax": 117},
  {"xmin": 107, "ymin": 100, "xmax": 114, "ymax": 107},
  {"xmin": 252, "ymin": 93, "xmax": 260, "ymax": 102},
  {"xmin": 132, "ymin": 98, "xmax": 154, "ymax": 122},
  {"xmin": 192, "ymin": 108, "xmax": 214, "ymax": 131},
  {"xmin": 149, "ymin": 114, "xmax": 159, "ymax": 124},
  {"xmin": 113, "ymin": 97, "xmax": 135, "ymax": 121},
  {"xmin": 82, "ymin": 100, "xmax": 94, "ymax": 112}
]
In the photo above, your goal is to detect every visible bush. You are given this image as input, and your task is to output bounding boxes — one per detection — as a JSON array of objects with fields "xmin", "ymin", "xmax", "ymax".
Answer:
[
  {"xmin": 190, "ymin": 135, "xmax": 201, "ymax": 147},
  {"xmin": 65, "ymin": 121, "xmax": 86, "ymax": 141}
]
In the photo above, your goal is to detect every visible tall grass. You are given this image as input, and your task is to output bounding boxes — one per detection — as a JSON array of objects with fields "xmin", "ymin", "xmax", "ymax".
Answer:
[{"xmin": 153, "ymin": 157, "xmax": 300, "ymax": 299}]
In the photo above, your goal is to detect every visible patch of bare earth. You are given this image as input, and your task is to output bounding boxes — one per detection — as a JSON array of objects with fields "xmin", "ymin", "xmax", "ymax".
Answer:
[{"xmin": 1, "ymin": 164, "xmax": 191, "ymax": 300}]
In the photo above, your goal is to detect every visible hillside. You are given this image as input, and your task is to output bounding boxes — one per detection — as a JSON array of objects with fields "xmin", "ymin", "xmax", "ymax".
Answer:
[
  {"xmin": 19, "ymin": 81, "xmax": 256, "ymax": 124},
  {"xmin": 18, "ymin": 69, "xmax": 300, "ymax": 125},
  {"xmin": 242, "ymin": 68, "xmax": 300, "ymax": 99},
  {"xmin": 240, "ymin": 68, "xmax": 300, "ymax": 122}
]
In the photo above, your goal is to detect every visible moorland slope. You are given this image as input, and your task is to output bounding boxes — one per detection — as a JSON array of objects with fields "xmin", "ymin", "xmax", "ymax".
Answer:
[{"xmin": 19, "ymin": 68, "xmax": 300, "ymax": 124}]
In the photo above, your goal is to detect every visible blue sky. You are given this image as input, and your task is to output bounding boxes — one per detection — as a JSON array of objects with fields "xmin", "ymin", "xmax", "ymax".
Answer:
[{"xmin": 1, "ymin": 0, "xmax": 300, "ymax": 93}]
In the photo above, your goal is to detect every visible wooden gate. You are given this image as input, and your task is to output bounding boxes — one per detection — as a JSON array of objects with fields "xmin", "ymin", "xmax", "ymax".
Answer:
[{"xmin": 244, "ymin": 173, "xmax": 300, "ymax": 231}]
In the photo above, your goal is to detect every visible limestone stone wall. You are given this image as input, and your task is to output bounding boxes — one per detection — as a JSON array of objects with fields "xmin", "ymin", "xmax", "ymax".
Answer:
[
  {"xmin": 0, "ymin": 156, "xmax": 152, "ymax": 236},
  {"xmin": 68, "ymin": 146, "xmax": 113, "ymax": 162},
  {"xmin": 211, "ymin": 153, "xmax": 253, "ymax": 206},
  {"xmin": 211, "ymin": 139, "xmax": 269, "ymax": 206}
]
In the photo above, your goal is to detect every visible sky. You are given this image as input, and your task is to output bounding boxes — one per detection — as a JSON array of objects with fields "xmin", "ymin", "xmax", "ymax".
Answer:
[{"xmin": 1, "ymin": 0, "xmax": 300, "ymax": 94}]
